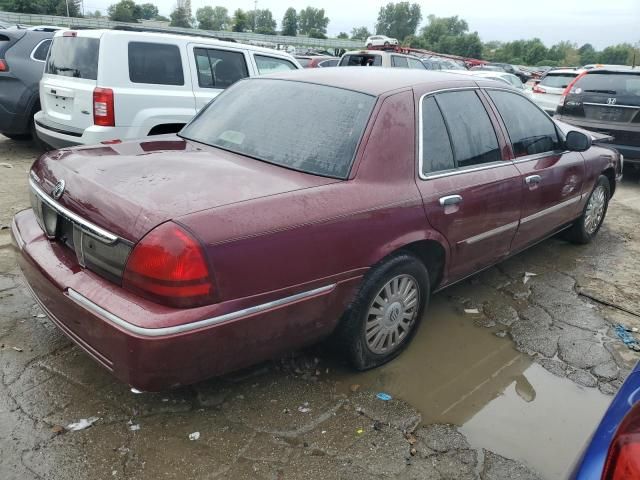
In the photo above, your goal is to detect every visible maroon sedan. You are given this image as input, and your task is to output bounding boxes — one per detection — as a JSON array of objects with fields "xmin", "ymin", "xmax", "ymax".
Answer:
[{"xmin": 12, "ymin": 68, "xmax": 622, "ymax": 391}]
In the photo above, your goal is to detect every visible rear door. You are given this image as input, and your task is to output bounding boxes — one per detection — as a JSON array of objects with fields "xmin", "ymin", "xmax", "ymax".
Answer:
[
  {"xmin": 485, "ymin": 88, "xmax": 585, "ymax": 251},
  {"xmin": 415, "ymin": 88, "xmax": 522, "ymax": 282},
  {"xmin": 188, "ymin": 43, "xmax": 250, "ymax": 111},
  {"xmin": 40, "ymin": 32, "xmax": 101, "ymax": 131}
]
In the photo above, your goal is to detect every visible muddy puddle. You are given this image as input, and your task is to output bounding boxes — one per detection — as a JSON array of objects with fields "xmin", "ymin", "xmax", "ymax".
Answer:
[{"xmin": 333, "ymin": 293, "xmax": 612, "ymax": 479}]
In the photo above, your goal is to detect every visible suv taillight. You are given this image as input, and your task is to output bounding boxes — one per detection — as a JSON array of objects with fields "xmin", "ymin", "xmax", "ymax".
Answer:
[
  {"xmin": 0, "ymin": 59, "xmax": 8, "ymax": 72},
  {"xmin": 602, "ymin": 401, "xmax": 640, "ymax": 480},
  {"xmin": 123, "ymin": 222, "xmax": 213, "ymax": 308},
  {"xmin": 532, "ymin": 84, "xmax": 546, "ymax": 94},
  {"xmin": 93, "ymin": 87, "xmax": 115, "ymax": 127}
]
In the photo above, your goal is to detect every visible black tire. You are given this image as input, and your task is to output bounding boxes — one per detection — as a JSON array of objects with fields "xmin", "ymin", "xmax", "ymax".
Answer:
[
  {"xmin": 2, "ymin": 132, "xmax": 30, "ymax": 140},
  {"xmin": 384, "ymin": 41, "xmax": 390, "ymax": 47},
  {"xmin": 335, "ymin": 252, "xmax": 430, "ymax": 370},
  {"xmin": 366, "ymin": 43, "xmax": 373, "ymax": 49},
  {"xmin": 565, "ymin": 175, "xmax": 610, "ymax": 244}
]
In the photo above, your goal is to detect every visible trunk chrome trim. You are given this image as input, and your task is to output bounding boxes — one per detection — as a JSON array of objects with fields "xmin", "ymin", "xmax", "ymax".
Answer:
[
  {"xmin": 29, "ymin": 177, "xmax": 119, "ymax": 244},
  {"xmin": 462, "ymin": 221, "xmax": 519, "ymax": 245},
  {"xmin": 520, "ymin": 195, "xmax": 581, "ymax": 224},
  {"xmin": 67, "ymin": 284, "xmax": 337, "ymax": 337},
  {"xmin": 583, "ymin": 102, "xmax": 640, "ymax": 110}
]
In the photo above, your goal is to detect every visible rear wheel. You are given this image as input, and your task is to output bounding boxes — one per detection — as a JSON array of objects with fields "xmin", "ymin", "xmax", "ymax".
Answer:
[
  {"xmin": 384, "ymin": 41, "xmax": 390, "ymax": 47},
  {"xmin": 565, "ymin": 175, "xmax": 610, "ymax": 244},
  {"xmin": 1, "ymin": 133, "xmax": 30, "ymax": 140},
  {"xmin": 336, "ymin": 253, "xmax": 429, "ymax": 370},
  {"xmin": 366, "ymin": 43, "xmax": 373, "ymax": 49}
]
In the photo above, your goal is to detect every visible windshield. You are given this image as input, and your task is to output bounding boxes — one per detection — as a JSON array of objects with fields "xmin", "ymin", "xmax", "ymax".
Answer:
[
  {"xmin": 541, "ymin": 73, "xmax": 578, "ymax": 88},
  {"xmin": 574, "ymin": 71, "xmax": 640, "ymax": 96},
  {"xmin": 45, "ymin": 36, "xmax": 99, "ymax": 80},
  {"xmin": 180, "ymin": 79, "xmax": 376, "ymax": 179}
]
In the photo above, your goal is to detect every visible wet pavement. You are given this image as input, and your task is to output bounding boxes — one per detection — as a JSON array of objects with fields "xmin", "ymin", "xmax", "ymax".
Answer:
[{"xmin": 1, "ymin": 135, "xmax": 640, "ymax": 479}]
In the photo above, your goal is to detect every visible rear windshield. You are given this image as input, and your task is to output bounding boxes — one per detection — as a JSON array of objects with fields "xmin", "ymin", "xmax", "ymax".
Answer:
[
  {"xmin": 180, "ymin": 79, "xmax": 375, "ymax": 179},
  {"xmin": 574, "ymin": 71, "xmax": 640, "ymax": 96},
  {"xmin": 339, "ymin": 54, "xmax": 382, "ymax": 67},
  {"xmin": 540, "ymin": 73, "xmax": 578, "ymax": 88},
  {"xmin": 45, "ymin": 36, "xmax": 99, "ymax": 80}
]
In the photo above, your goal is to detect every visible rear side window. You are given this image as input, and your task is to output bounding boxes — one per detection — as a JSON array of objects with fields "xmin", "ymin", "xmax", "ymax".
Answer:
[
  {"xmin": 391, "ymin": 55, "xmax": 409, "ymax": 68},
  {"xmin": 540, "ymin": 73, "xmax": 577, "ymax": 88},
  {"xmin": 408, "ymin": 58, "xmax": 426, "ymax": 70},
  {"xmin": 46, "ymin": 36, "xmax": 99, "ymax": 80},
  {"xmin": 339, "ymin": 54, "xmax": 382, "ymax": 67},
  {"xmin": 32, "ymin": 39, "xmax": 51, "ymax": 61},
  {"xmin": 194, "ymin": 47, "xmax": 248, "ymax": 89},
  {"xmin": 488, "ymin": 89, "xmax": 561, "ymax": 157},
  {"xmin": 254, "ymin": 55, "xmax": 297, "ymax": 74},
  {"xmin": 434, "ymin": 90, "xmax": 501, "ymax": 168},
  {"xmin": 421, "ymin": 97, "xmax": 454, "ymax": 175},
  {"xmin": 128, "ymin": 42, "xmax": 184, "ymax": 86}
]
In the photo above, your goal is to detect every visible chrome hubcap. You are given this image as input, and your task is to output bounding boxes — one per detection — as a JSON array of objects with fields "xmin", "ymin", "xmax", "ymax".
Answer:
[
  {"xmin": 365, "ymin": 275, "xmax": 420, "ymax": 355},
  {"xmin": 584, "ymin": 185, "xmax": 607, "ymax": 234}
]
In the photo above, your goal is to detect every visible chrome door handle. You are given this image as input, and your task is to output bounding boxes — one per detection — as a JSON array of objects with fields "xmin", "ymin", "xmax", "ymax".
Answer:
[
  {"xmin": 525, "ymin": 175, "xmax": 542, "ymax": 185},
  {"xmin": 439, "ymin": 195, "xmax": 463, "ymax": 206}
]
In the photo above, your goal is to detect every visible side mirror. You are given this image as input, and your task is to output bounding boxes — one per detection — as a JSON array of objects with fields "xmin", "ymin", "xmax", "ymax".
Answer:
[{"xmin": 565, "ymin": 130, "xmax": 592, "ymax": 152}]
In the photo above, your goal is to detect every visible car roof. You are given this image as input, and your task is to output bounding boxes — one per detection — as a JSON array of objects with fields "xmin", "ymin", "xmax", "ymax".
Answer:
[
  {"xmin": 342, "ymin": 49, "xmax": 420, "ymax": 60},
  {"xmin": 545, "ymin": 68, "xmax": 582, "ymax": 74},
  {"xmin": 262, "ymin": 67, "xmax": 487, "ymax": 96}
]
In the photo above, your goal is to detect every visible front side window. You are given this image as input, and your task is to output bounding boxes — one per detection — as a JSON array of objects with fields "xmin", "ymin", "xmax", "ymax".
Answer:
[
  {"xmin": 32, "ymin": 39, "xmax": 51, "ymax": 61},
  {"xmin": 194, "ymin": 47, "xmax": 248, "ymax": 89},
  {"xmin": 408, "ymin": 58, "xmax": 426, "ymax": 70},
  {"xmin": 434, "ymin": 90, "xmax": 501, "ymax": 168},
  {"xmin": 391, "ymin": 55, "xmax": 409, "ymax": 68},
  {"xmin": 421, "ymin": 97, "xmax": 454, "ymax": 175},
  {"xmin": 488, "ymin": 89, "xmax": 561, "ymax": 157},
  {"xmin": 254, "ymin": 55, "xmax": 297, "ymax": 74},
  {"xmin": 128, "ymin": 42, "xmax": 184, "ymax": 85}
]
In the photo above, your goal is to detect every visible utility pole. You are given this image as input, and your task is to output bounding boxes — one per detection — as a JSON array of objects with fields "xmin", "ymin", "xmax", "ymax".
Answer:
[
  {"xmin": 254, "ymin": 0, "xmax": 257, "ymax": 31},
  {"xmin": 65, "ymin": 0, "xmax": 71, "ymax": 27}
]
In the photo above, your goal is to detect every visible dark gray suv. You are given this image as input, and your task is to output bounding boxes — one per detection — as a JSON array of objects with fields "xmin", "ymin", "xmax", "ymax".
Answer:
[{"xmin": 0, "ymin": 30, "xmax": 53, "ymax": 139}]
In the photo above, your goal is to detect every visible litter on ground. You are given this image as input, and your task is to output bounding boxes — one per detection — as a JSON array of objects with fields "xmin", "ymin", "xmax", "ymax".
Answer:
[{"xmin": 66, "ymin": 416, "xmax": 99, "ymax": 431}]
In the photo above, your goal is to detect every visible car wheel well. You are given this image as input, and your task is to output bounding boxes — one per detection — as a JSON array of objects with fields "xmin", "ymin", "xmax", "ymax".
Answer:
[
  {"xmin": 602, "ymin": 167, "xmax": 616, "ymax": 196},
  {"xmin": 399, "ymin": 240, "xmax": 446, "ymax": 290},
  {"xmin": 148, "ymin": 123, "xmax": 185, "ymax": 136}
]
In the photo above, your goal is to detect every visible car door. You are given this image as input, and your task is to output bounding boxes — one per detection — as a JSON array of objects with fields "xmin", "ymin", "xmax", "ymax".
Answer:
[
  {"xmin": 251, "ymin": 54, "xmax": 299, "ymax": 75},
  {"xmin": 415, "ymin": 89, "xmax": 522, "ymax": 282},
  {"xmin": 188, "ymin": 43, "xmax": 250, "ymax": 112},
  {"xmin": 484, "ymin": 88, "xmax": 585, "ymax": 252}
]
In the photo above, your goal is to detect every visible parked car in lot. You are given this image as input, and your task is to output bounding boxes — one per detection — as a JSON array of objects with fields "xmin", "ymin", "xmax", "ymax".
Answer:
[
  {"xmin": 339, "ymin": 50, "xmax": 425, "ymax": 69},
  {"xmin": 448, "ymin": 70, "xmax": 533, "ymax": 98},
  {"xmin": 34, "ymin": 29, "xmax": 301, "ymax": 149},
  {"xmin": 12, "ymin": 68, "xmax": 621, "ymax": 391},
  {"xmin": 0, "ymin": 29, "xmax": 53, "ymax": 139},
  {"xmin": 484, "ymin": 62, "xmax": 532, "ymax": 83},
  {"xmin": 422, "ymin": 56, "xmax": 466, "ymax": 71},
  {"xmin": 531, "ymin": 68, "xmax": 582, "ymax": 115},
  {"xmin": 365, "ymin": 35, "xmax": 398, "ymax": 48},
  {"xmin": 295, "ymin": 55, "xmax": 339, "ymax": 68},
  {"xmin": 555, "ymin": 68, "xmax": 640, "ymax": 165},
  {"xmin": 570, "ymin": 361, "xmax": 640, "ymax": 479}
]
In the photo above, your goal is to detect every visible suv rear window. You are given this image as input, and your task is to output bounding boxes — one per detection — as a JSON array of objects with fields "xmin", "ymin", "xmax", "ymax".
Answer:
[
  {"xmin": 340, "ymin": 54, "xmax": 382, "ymax": 67},
  {"xmin": 32, "ymin": 39, "xmax": 51, "ymax": 61},
  {"xmin": 180, "ymin": 78, "xmax": 375, "ymax": 179},
  {"xmin": 573, "ymin": 71, "xmax": 640, "ymax": 96},
  {"xmin": 128, "ymin": 42, "xmax": 184, "ymax": 86},
  {"xmin": 540, "ymin": 72, "xmax": 578, "ymax": 88},
  {"xmin": 45, "ymin": 36, "xmax": 99, "ymax": 80}
]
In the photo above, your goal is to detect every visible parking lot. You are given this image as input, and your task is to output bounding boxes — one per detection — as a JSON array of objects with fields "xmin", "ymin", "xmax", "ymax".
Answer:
[{"xmin": 1, "ymin": 134, "xmax": 639, "ymax": 479}]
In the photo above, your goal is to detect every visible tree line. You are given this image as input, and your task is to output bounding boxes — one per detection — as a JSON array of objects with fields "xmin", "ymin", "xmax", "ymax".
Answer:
[{"xmin": 1, "ymin": 0, "xmax": 637, "ymax": 66}]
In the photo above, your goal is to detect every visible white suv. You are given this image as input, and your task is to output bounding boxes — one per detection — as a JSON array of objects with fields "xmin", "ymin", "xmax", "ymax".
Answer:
[{"xmin": 34, "ymin": 29, "xmax": 301, "ymax": 148}]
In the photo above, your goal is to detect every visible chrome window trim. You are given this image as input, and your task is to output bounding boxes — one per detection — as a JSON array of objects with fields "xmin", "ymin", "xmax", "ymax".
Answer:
[
  {"xmin": 421, "ymin": 161, "xmax": 507, "ymax": 180},
  {"xmin": 30, "ymin": 38, "xmax": 51, "ymax": 62},
  {"xmin": 462, "ymin": 221, "xmax": 519, "ymax": 245},
  {"xmin": 29, "ymin": 178, "xmax": 119, "ymax": 244},
  {"xmin": 511, "ymin": 150, "xmax": 569, "ymax": 164},
  {"xmin": 68, "ymin": 284, "xmax": 336, "ymax": 337},
  {"xmin": 520, "ymin": 195, "xmax": 581, "ymax": 224},
  {"xmin": 583, "ymin": 102, "xmax": 640, "ymax": 110}
]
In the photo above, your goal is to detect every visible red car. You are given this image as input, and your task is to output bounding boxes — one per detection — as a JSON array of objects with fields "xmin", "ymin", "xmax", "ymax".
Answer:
[{"xmin": 12, "ymin": 68, "xmax": 622, "ymax": 391}]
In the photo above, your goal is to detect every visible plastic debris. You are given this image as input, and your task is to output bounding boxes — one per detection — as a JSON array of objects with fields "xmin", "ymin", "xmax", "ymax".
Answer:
[
  {"xmin": 11, "ymin": 346, "xmax": 23, "ymax": 352},
  {"xmin": 130, "ymin": 388, "xmax": 143, "ymax": 394},
  {"xmin": 36, "ymin": 313, "xmax": 46, "ymax": 318},
  {"xmin": 298, "ymin": 402, "xmax": 312, "ymax": 413},
  {"xmin": 356, "ymin": 428, "xmax": 364, "ymax": 435},
  {"xmin": 129, "ymin": 424, "xmax": 140, "ymax": 431},
  {"xmin": 188, "ymin": 431, "xmax": 200, "ymax": 441},
  {"xmin": 66, "ymin": 416, "xmax": 99, "ymax": 431},
  {"xmin": 614, "ymin": 324, "xmax": 640, "ymax": 351},
  {"xmin": 376, "ymin": 392, "xmax": 392, "ymax": 401},
  {"xmin": 464, "ymin": 308, "xmax": 480, "ymax": 314},
  {"xmin": 523, "ymin": 272, "xmax": 537, "ymax": 284},
  {"xmin": 0, "ymin": 162, "xmax": 13, "ymax": 168}
]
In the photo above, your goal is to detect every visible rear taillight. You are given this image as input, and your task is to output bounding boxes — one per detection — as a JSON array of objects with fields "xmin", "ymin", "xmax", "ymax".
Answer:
[
  {"xmin": 0, "ymin": 59, "xmax": 8, "ymax": 72},
  {"xmin": 559, "ymin": 71, "xmax": 588, "ymax": 107},
  {"xmin": 123, "ymin": 222, "xmax": 213, "ymax": 308},
  {"xmin": 602, "ymin": 401, "xmax": 640, "ymax": 480},
  {"xmin": 532, "ymin": 84, "xmax": 546, "ymax": 94},
  {"xmin": 93, "ymin": 87, "xmax": 115, "ymax": 127}
]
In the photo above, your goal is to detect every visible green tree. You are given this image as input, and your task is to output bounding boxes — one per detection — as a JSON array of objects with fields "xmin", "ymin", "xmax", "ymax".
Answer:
[
  {"xmin": 298, "ymin": 7, "xmax": 329, "ymax": 35},
  {"xmin": 196, "ymin": 6, "xmax": 229, "ymax": 31},
  {"xmin": 414, "ymin": 15, "xmax": 482, "ymax": 58},
  {"xmin": 309, "ymin": 30, "xmax": 327, "ymax": 39},
  {"xmin": 578, "ymin": 43, "xmax": 598, "ymax": 65},
  {"xmin": 139, "ymin": 3, "xmax": 158, "ymax": 20},
  {"xmin": 375, "ymin": 2, "xmax": 421, "ymax": 41},
  {"xmin": 337, "ymin": 32, "xmax": 349, "ymax": 39},
  {"xmin": 599, "ymin": 43, "xmax": 634, "ymax": 65},
  {"xmin": 248, "ymin": 9, "xmax": 276, "ymax": 34},
  {"xmin": 170, "ymin": 0, "xmax": 193, "ymax": 28},
  {"xmin": 108, "ymin": 0, "xmax": 142, "ymax": 22},
  {"xmin": 281, "ymin": 7, "xmax": 297, "ymax": 36},
  {"xmin": 232, "ymin": 8, "xmax": 249, "ymax": 32},
  {"xmin": 350, "ymin": 26, "xmax": 371, "ymax": 40},
  {"xmin": 5, "ymin": 0, "xmax": 81, "ymax": 16}
]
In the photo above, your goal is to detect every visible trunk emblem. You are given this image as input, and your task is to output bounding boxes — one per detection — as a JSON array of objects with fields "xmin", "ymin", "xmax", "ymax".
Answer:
[
  {"xmin": 607, "ymin": 98, "xmax": 617, "ymax": 105},
  {"xmin": 51, "ymin": 180, "xmax": 65, "ymax": 200}
]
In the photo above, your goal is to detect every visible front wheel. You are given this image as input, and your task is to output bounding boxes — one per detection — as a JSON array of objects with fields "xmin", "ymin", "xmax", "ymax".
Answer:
[
  {"xmin": 366, "ymin": 43, "xmax": 373, "ymax": 49},
  {"xmin": 336, "ymin": 253, "xmax": 430, "ymax": 370},
  {"xmin": 565, "ymin": 175, "xmax": 610, "ymax": 244},
  {"xmin": 384, "ymin": 41, "xmax": 390, "ymax": 47}
]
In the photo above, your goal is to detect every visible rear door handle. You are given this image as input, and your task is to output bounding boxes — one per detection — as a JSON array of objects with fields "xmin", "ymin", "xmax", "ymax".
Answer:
[
  {"xmin": 439, "ymin": 195, "xmax": 463, "ymax": 206},
  {"xmin": 525, "ymin": 175, "xmax": 542, "ymax": 185}
]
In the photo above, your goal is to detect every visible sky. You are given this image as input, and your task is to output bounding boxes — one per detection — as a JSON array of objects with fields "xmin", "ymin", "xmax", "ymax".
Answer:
[{"xmin": 80, "ymin": 0, "xmax": 640, "ymax": 50}]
